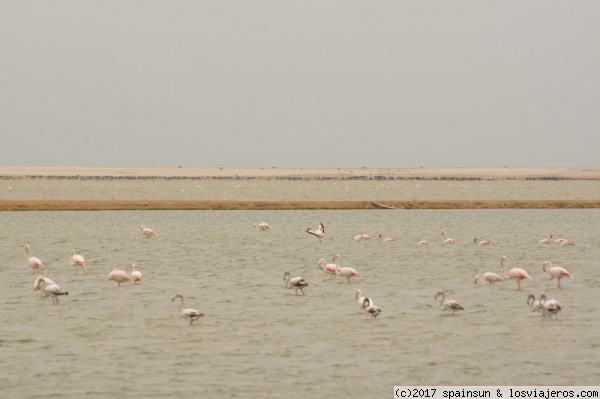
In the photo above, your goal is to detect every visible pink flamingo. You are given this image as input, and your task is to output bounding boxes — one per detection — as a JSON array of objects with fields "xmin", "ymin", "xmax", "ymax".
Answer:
[
  {"xmin": 70, "ymin": 249, "xmax": 86, "ymax": 274},
  {"xmin": 539, "ymin": 233, "xmax": 554, "ymax": 244},
  {"xmin": 34, "ymin": 275, "xmax": 56, "ymax": 296},
  {"xmin": 473, "ymin": 272, "xmax": 504, "ymax": 285},
  {"xmin": 354, "ymin": 234, "xmax": 371, "ymax": 241},
  {"xmin": 336, "ymin": 265, "xmax": 362, "ymax": 283},
  {"xmin": 130, "ymin": 263, "xmax": 142, "ymax": 284},
  {"xmin": 442, "ymin": 232, "xmax": 455, "ymax": 244},
  {"xmin": 501, "ymin": 255, "xmax": 531, "ymax": 290},
  {"xmin": 559, "ymin": 239, "xmax": 574, "ymax": 246},
  {"xmin": 108, "ymin": 268, "xmax": 133, "ymax": 286},
  {"xmin": 473, "ymin": 237, "xmax": 491, "ymax": 245},
  {"xmin": 378, "ymin": 234, "xmax": 395, "ymax": 242},
  {"xmin": 542, "ymin": 261, "xmax": 572, "ymax": 289},
  {"xmin": 306, "ymin": 223, "xmax": 325, "ymax": 242},
  {"xmin": 25, "ymin": 244, "xmax": 44, "ymax": 272},
  {"xmin": 317, "ymin": 256, "xmax": 338, "ymax": 279},
  {"xmin": 140, "ymin": 225, "xmax": 157, "ymax": 238},
  {"xmin": 417, "ymin": 240, "xmax": 429, "ymax": 245}
]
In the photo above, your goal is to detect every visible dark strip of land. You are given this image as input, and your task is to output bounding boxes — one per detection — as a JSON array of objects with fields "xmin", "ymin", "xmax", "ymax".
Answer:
[{"xmin": 1, "ymin": 199, "xmax": 600, "ymax": 211}]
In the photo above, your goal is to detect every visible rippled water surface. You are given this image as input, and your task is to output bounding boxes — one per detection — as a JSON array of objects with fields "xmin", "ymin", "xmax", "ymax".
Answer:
[{"xmin": 1, "ymin": 180, "xmax": 600, "ymax": 398}]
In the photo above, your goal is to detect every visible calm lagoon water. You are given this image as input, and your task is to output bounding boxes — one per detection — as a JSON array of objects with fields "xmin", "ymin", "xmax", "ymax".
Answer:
[{"xmin": 1, "ymin": 179, "xmax": 599, "ymax": 398}]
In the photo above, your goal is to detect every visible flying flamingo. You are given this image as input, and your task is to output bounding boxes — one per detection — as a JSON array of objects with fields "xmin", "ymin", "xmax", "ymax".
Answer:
[
  {"xmin": 34, "ymin": 275, "xmax": 56, "ymax": 296},
  {"xmin": 253, "ymin": 222, "xmax": 271, "ymax": 231},
  {"xmin": 172, "ymin": 293, "xmax": 204, "ymax": 325},
  {"xmin": 140, "ymin": 225, "xmax": 157, "ymax": 238},
  {"xmin": 501, "ymin": 256, "xmax": 531, "ymax": 290},
  {"xmin": 473, "ymin": 272, "xmax": 504, "ymax": 285},
  {"xmin": 108, "ymin": 268, "xmax": 133, "ymax": 286},
  {"xmin": 527, "ymin": 294, "xmax": 543, "ymax": 314},
  {"xmin": 130, "ymin": 263, "xmax": 142, "ymax": 284},
  {"xmin": 540, "ymin": 294, "xmax": 561, "ymax": 319},
  {"xmin": 317, "ymin": 257, "xmax": 338, "ymax": 279},
  {"xmin": 378, "ymin": 234, "xmax": 395, "ymax": 242},
  {"xmin": 306, "ymin": 223, "xmax": 325, "ymax": 242},
  {"xmin": 542, "ymin": 261, "xmax": 572, "ymax": 289},
  {"xmin": 442, "ymin": 232, "xmax": 455, "ymax": 244},
  {"xmin": 362, "ymin": 298, "xmax": 382, "ymax": 319},
  {"xmin": 539, "ymin": 233, "xmax": 554, "ymax": 244},
  {"xmin": 25, "ymin": 244, "xmax": 44, "ymax": 272},
  {"xmin": 70, "ymin": 249, "xmax": 86, "ymax": 274},
  {"xmin": 283, "ymin": 272, "xmax": 309, "ymax": 295},
  {"xmin": 37, "ymin": 278, "xmax": 69, "ymax": 304},
  {"xmin": 473, "ymin": 237, "xmax": 491, "ymax": 245},
  {"xmin": 354, "ymin": 234, "xmax": 371, "ymax": 241},
  {"xmin": 434, "ymin": 291, "xmax": 464, "ymax": 315}
]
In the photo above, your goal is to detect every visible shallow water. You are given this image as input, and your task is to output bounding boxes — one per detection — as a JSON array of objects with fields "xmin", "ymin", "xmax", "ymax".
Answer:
[
  {"xmin": 2, "ymin": 178, "xmax": 600, "ymax": 201},
  {"xmin": 1, "ymin": 206, "xmax": 599, "ymax": 398}
]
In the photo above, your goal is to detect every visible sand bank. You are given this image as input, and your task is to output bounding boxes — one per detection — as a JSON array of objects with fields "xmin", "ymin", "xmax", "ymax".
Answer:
[
  {"xmin": 2, "ymin": 199, "xmax": 600, "ymax": 211},
  {"xmin": 1, "ymin": 166, "xmax": 600, "ymax": 180}
]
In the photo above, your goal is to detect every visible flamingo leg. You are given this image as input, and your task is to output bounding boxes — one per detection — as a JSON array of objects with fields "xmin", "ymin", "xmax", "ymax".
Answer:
[{"xmin": 516, "ymin": 280, "xmax": 521, "ymax": 290}]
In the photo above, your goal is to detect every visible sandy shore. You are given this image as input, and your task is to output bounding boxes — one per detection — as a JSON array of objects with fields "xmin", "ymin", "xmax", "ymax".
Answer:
[{"xmin": 1, "ymin": 166, "xmax": 600, "ymax": 180}]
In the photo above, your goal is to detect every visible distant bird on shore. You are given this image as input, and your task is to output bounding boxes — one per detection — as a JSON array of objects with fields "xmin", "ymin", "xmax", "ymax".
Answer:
[
  {"xmin": 70, "ymin": 249, "xmax": 86, "ymax": 274},
  {"xmin": 25, "ymin": 244, "xmax": 44, "ymax": 272},
  {"xmin": 306, "ymin": 223, "xmax": 325, "ymax": 242},
  {"xmin": 473, "ymin": 237, "xmax": 491, "ymax": 245},
  {"xmin": 140, "ymin": 225, "xmax": 157, "ymax": 238},
  {"xmin": 539, "ymin": 232, "xmax": 554, "ymax": 244}
]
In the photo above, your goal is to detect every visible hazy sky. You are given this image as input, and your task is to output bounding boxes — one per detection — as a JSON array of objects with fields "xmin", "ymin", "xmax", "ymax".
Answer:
[{"xmin": 1, "ymin": 1, "xmax": 599, "ymax": 169}]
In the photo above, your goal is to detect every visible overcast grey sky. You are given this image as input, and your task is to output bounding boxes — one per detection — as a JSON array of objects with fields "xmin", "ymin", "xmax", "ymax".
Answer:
[{"xmin": 1, "ymin": 1, "xmax": 599, "ymax": 169}]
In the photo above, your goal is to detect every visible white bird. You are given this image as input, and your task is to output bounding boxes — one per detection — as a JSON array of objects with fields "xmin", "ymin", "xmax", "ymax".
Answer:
[
  {"xmin": 527, "ymin": 294, "xmax": 544, "ymax": 314},
  {"xmin": 362, "ymin": 297, "xmax": 382, "ymax": 319},
  {"xmin": 355, "ymin": 289, "xmax": 369, "ymax": 309},
  {"xmin": 36, "ymin": 278, "xmax": 68, "ymax": 304},
  {"xmin": 354, "ymin": 234, "xmax": 371, "ymax": 241},
  {"xmin": 501, "ymin": 255, "xmax": 531, "ymax": 290},
  {"xmin": 108, "ymin": 268, "xmax": 133, "ymax": 286},
  {"xmin": 317, "ymin": 257, "xmax": 338, "ymax": 279},
  {"xmin": 434, "ymin": 291, "xmax": 464, "ymax": 315},
  {"xmin": 130, "ymin": 263, "xmax": 142, "ymax": 284},
  {"xmin": 140, "ymin": 225, "xmax": 157, "ymax": 238},
  {"xmin": 306, "ymin": 223, "xmax": 325, "ymax": 242},
  {"xmin": 283, "ymin": 271, "xmax": 309, "ymax": 295},
  {"xmin": 25, "ymin": 244, "xmax": 44, "ymax": 272},
  {"xmin": 473, "ymin": 237, "xmax": 491, "ymax": 245},
  {"xmin": 542, "ymin": 261, "xmax": 572, "ymax": 289},
  {"xmin": 473, "ymin": 272, "xmax": 504, "ymax": 285},
  {"xmin": 442, "ymin": 232, "xmax": 455, "ymax": 244},
  {"xmin": 253, "ymin": 222, "xmax": 271, "ymax": 231},
  {"xmin": 540, "ymin": 294, "xmax": 562, "ymax": 319},
  {"xmin": 70, "ymin": 249, "xmax": 86, "ymax": 274},
  {"xmin": 378, "ymin": 234, "xmax": 395, "ymax": 242},
  {"xmin": 33, "ymin": 275, "xmax": 56, "ymax": 296},
  {"xmin": 172, "ymin": 293, "xmax": 204, "ymax": 325}
]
